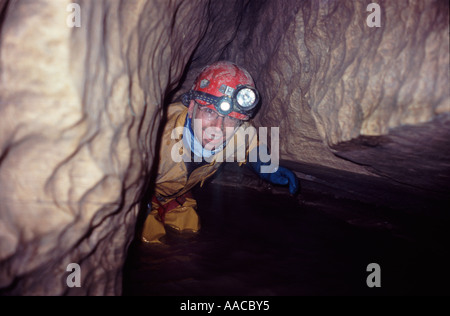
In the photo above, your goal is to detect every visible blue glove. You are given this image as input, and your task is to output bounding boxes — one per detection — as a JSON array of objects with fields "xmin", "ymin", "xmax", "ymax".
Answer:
[{"xmin": 249, "ymin": 152, "xmax": 299, "ymax": 195}]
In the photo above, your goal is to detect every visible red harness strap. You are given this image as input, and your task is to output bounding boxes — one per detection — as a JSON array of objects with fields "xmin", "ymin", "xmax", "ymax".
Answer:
[{"xmin": 152, "ymin": 191, "xmax": 194, "ymax": 222}]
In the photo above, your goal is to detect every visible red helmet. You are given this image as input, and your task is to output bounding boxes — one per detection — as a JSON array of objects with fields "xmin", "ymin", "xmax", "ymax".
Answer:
[{"xmin": 182, "ymin": 61, "xmax": 260, "ymax": 120}]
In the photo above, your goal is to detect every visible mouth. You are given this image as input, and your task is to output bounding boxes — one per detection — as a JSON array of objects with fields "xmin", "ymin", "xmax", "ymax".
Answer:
[
  {"xmin": 202, "ymin": 129, "xmax": 224, "ymax": 149},
  {"xmin": 203, "ymin": 128, "xmax": 223, "ymax": 141},
  {"xmin": 204, "ymin": 133, "xmax": 222, "ymax": 142}
]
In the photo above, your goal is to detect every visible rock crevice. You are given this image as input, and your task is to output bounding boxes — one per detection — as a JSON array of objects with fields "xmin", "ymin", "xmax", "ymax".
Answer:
[{"xmin": 0, "ymin": 0, "xmax": 448, "ymax": 295}]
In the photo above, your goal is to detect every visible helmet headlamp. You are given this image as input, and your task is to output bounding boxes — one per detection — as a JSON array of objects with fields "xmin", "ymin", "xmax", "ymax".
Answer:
[
  {"xmin": 219, "ymin": 99, "xmax": 232, "ymax": 113},
  {"xmin": 235, "ymin": 86, "xmax": 258, "ymax": 110},
  {"xmin": 185, "ymin": 85, "xmax": 259, "ymax": 119}
]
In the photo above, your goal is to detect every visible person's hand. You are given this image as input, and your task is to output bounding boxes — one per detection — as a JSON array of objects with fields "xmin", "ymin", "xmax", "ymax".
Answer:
[
  {"xmin": 260, "ymin": 166, "xmax": 299, "ymax": 195},
  {"xmin": 248, "ymin": 146, "xmax": 299, "ymax": 195}
]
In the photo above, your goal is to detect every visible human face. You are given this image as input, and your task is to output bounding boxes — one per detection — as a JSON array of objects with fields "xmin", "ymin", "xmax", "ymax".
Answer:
[{"xmin": 191, "ymin": 102, "xmax": 242, "ymax": 150}]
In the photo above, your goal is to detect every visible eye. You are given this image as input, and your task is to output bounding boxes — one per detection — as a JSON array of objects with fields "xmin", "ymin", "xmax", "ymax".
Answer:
[
  {"xmin": 224, "ymin": 116, "xmax": 240, "ymax": 126},
  {"xmin": 203, "ymin": 107, "xmax": 217, "ymax": 119}
]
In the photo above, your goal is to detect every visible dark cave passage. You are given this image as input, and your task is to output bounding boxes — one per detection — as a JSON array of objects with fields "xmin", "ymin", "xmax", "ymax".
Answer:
[{"xmin": 123, "ymin": 163, "xmax": 450, "ymax": 296}]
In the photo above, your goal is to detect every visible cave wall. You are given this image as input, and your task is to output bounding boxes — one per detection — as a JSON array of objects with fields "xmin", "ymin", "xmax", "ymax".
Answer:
[
  {"xmin": 0, "ymin": 0, "xmax": 449, "ymax": 295},
  {"xmin": 0, "ymin": 0, "xmax": 208, "ymax": 295},
  {"xmin": 179, "ymin": 0, "xmax": 450, "ymax": 190}
]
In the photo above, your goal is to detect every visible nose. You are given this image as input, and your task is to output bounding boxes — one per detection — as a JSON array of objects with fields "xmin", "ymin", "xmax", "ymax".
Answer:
[{"xmin": 212, "ymin": 116, "xmax": 225, "ymax": 129}]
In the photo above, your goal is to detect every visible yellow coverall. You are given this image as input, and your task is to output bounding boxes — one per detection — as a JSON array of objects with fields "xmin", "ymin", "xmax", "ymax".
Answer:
[{"xmin": 141, "ymin": 102, "xmax": 258, "ymax": 243}]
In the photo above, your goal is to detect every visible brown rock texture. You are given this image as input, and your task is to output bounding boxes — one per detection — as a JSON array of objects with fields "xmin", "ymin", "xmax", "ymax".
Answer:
[
  {"xmin": 179, "ymin": 0, "xmax": 449, "ymax": 182},
  {"xmin": 1, "ymin": 0, "xmax": 449, "ymax": 295},
  {"xmin": 0, "ymin": 0, "xmax": 207, "ymax": 295}
]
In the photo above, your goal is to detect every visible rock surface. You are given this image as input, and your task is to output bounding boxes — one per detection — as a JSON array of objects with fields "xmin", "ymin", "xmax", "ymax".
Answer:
[
  {"xmin": 178, "ymin": 0, "xmax": 449, "ymax": 179},
  {"xmin": 0, "ymin": 0, "xmax": 448, "ymax": 295},
  {"xmin": 0, "ymin": 0, "xmax": 207, "ymax": 295}
]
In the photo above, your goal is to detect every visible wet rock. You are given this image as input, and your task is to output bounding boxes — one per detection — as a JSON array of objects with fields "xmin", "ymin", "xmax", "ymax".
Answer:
[
  {"xmin": 0, "ymin": 0, "xmax": 207, "ymax": 295},
  {"xmin": 178, "ymin": 0, "xmax": 449, "ymax": 181},
  {"xmin": 332, "ymin": 114, "xmax": 450, "ymax": 196},
  {"xmin": 1, "ymin": 0, "xmax": 449, "ymax": 296}
]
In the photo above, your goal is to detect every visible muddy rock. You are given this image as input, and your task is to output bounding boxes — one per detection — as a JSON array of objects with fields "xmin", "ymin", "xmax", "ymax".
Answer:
[
  {"xmin": 0, "ymin": 0, "xmax": 448, "ymax": 295},
  {"xmin": 0, "ymin": 0, "xmax": 207, "ymax": 295}
]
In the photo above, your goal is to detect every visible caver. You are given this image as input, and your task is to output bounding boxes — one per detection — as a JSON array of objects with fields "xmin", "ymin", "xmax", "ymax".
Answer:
[{"xmin": 141, "ymin": 61, "xmax": 298, "ymax": 243}]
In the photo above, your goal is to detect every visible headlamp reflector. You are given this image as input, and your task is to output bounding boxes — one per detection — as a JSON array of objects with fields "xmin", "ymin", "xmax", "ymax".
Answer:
[{"xmin": 236, "ymin": 88, "xmax": 257, "ymax": 109}]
